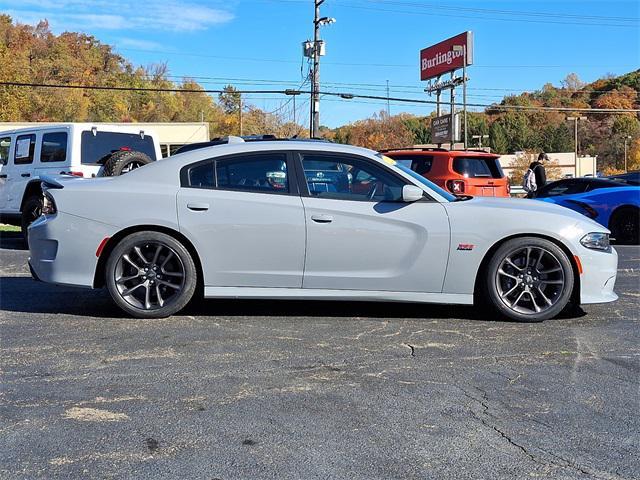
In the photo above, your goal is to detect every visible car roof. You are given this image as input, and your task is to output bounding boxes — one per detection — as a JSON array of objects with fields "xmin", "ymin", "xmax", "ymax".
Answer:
[
  {"xmin": 0, "ymin": 123, "xmax": 157, "ymax": 136},
  {"xmin": 383, "ymin": 148, "xmax": 499, "ymax": 158}
]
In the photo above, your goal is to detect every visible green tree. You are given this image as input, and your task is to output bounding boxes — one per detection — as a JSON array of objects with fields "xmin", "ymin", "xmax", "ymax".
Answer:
[
  {"xmin": 489, "ymin": 121, "xmax": 509, "ymax": 154},
  {"xmin": 218, "ymin": 85, "xmax": 241, "ymax": 114}
]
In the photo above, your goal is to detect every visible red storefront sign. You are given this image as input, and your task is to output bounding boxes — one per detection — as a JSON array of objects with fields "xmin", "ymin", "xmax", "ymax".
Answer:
[{"xmin": 420, "ymin": 31, "xmax": 473, "ymax": 81}]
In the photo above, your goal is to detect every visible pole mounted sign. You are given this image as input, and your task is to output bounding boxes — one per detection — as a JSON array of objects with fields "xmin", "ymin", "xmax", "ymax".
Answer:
[{"xmin": 420, "ymin": 31, "xmax": 473, "ymax": 81}]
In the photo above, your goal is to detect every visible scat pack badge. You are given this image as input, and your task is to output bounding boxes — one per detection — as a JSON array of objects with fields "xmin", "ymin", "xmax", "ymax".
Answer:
[{"xmin": 457, "ymin": 243, "xmax": 475, "ymax": 251}]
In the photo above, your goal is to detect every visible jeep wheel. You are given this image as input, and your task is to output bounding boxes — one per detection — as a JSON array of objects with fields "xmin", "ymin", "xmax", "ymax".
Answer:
[
  {"xmin": 102, "ymin": 150, "xmax": 153, "ymax": 177},
  {"xmin": 21, "ymin": 195, "xmax": 43, "ymax": 245}
]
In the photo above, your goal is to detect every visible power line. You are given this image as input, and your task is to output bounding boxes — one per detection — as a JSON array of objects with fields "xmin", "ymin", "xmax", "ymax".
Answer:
[
  {"xmin": 250, "ymin": 0, "xmax": 638, "ymax": 27},
  {"xmin": 119, "ymin": 48, "xmax": 637, "ymax": 70},
  {"xmin": 2, "ymin": 81, "xmax": 638, "ymax": 114}
]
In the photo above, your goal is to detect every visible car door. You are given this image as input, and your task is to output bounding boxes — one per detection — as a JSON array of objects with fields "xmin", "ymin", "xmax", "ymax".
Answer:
[
  {"xmin": 6, "ymin": 133, "xmax": 37, "ymax": 213},
  {"xmin": 0, "ymin": 134, "xmax": 12, "ymax": 210},
  {"xmin": 177, "ymin": 151, "xmax": 306, "ymax": 288},
  {"xmin": 297, "ymin": 152, "xmax": 450, "ymax": 293}
]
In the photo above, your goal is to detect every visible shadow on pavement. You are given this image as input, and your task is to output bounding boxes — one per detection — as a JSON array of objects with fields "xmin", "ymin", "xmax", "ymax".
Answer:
[
  {"xmin": 0, "ymin": 276, "xmax": 586, "ymax": 322},
  {"xmin": 0, "ymin": 231, "xmax": 26, "ymax": 251}
]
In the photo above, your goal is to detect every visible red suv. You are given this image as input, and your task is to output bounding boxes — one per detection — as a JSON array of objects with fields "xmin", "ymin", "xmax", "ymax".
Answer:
[{"xmin": 383, "ymin": 148, "xmax": 510, "ymax": 197}]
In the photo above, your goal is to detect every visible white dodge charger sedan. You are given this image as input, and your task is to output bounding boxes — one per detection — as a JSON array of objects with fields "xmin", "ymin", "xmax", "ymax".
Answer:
[{"xmin": 28, "ymin": 138, "xmax": 618, "ymax": 321}]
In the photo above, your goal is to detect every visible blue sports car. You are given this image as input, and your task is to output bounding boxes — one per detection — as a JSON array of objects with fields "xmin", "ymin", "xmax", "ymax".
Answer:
[{"xmin": 536, "ymin": 183, "xmax": 640, "ymax": 244}]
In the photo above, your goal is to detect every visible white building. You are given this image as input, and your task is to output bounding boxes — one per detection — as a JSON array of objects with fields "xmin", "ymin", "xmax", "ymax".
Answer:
[
  {"xmin": 499, "ymin": 152, "xmax": 597, "ymax": 178},
  {"xmin": 0, "ymin": 122, "xmax": 210, "ymax": 157}
]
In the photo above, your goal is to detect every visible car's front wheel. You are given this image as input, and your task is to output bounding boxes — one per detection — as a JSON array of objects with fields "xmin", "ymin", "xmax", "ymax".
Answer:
[
  {"xmin": 484, "ymin": 237, "xmax": 574, "ymax": 322},
  {"xmin": 105, "ymin": 231, "xmax": 197, "ymax": 318}
]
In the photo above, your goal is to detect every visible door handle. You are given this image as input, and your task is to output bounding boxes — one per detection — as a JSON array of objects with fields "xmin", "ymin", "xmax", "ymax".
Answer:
[
  {"xmin": 21, "ymin": 173, "xmax": 31, "ymax": 178},
  {"xmin": 311, "ymin": 214, "xmax": 333, "ymax": 223},
  {"xmin": 0, "ymin": 174, "xmax": 6, "ymax": 179},
  {"xmin": 187, "ymin": 202, "xmax": 209, "ymax": 211}
]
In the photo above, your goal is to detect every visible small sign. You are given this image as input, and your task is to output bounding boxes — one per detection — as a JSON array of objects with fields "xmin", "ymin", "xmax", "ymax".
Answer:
[
  {"xmin": 16, "ymin": 138, "xmax": 31, "ymax": 158},
  {"xmin": 431, "ymin": 114, "xmax": 460, "ymax": 144}
]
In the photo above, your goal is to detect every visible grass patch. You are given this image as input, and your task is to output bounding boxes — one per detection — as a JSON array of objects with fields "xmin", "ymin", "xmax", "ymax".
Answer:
[{"xmin": 0, "ymin": 224, "xmax": 20, "ymax": 232}]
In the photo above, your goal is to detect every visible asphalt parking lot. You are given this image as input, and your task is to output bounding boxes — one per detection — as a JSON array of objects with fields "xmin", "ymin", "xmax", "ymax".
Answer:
[{"xmin": 1, "ymin": 232, "xmax": 638, "ymax": 480}]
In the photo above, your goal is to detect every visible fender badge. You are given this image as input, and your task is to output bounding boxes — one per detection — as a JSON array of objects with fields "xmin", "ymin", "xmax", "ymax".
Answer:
[{"xmin": 457, "ymin": 243, "xmax": 475, "ymax": 251}]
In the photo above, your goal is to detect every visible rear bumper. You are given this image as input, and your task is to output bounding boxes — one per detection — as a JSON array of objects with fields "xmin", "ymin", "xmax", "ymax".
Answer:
[
  {"xmin": 579, "ymin": 247, "xmax": 618, "ymax": 304},
  {"xmin": 28, "ymin": 212, "xmax": 116, "ymax": 288}
]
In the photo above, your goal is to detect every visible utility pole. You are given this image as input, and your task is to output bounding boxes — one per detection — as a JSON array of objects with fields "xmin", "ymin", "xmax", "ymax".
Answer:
[
  {"xmin": 386, "ymin": 80, "xmax": 390, "ymax": 116},
  {"xmin": 567, "ymin": 116, "xmax": 586, "ymax": 176},
  {"xmin": 305, "ymin": 1, "xmax": 334, "ymax": 138},
  {"xmin": 624, "ymin": 135, "xmax": 632, "ymax": 172},
  {"xmin": 450, "ymin": 71, "xmax": 456, "ymax": 149},
  {"xmin": 311, "ymin": 0, "xmax": 321, "ymax": 138},
  {"xmin": 239, "ymin": 94, "xmax": 243, "ymax": 136}
]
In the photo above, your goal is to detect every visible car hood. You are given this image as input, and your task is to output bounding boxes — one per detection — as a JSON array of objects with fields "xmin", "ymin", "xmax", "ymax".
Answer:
[{"xmin": 444, "ymin": 195, "xmax": 607, "ymax": 232}]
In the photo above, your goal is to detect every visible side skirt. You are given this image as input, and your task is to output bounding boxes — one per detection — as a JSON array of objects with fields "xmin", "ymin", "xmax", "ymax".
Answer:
[{"xmin": 203, "ymin": 287, "xmax": 474, "ymax": 305}]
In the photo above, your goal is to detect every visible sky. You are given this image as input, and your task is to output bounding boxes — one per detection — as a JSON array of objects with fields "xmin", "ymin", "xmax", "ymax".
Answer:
[{"xmin": 2, "ymin": 0, "xmax": 639, "ymax": 128}]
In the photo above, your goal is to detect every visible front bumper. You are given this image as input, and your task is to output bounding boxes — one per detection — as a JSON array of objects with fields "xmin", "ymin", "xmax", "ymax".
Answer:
[
  {"xmin": 579, "ymin": 246, "xmax": 618, "ymax": 304},
  {"xmin": 28, "ymin": 212, "xmax": 116, "ymax": 288}
]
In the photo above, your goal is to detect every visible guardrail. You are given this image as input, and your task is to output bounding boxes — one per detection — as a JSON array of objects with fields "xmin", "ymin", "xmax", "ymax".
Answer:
[{"xmin": 510, "ymin": 185, "xmax": 526, "ymax": 197}]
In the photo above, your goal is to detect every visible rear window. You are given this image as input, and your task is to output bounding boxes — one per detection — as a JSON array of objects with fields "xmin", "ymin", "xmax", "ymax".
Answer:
[
  {"xmin": 452, "ymin": 157, "xmax": 503, "ymax": 179},
  {"xmin": 81, "ymin": 131, "xmax": 157, "ymax": 164},
  {"xmin": 386, "ymin": 154, "xmax": 433, "ymax": 175}
]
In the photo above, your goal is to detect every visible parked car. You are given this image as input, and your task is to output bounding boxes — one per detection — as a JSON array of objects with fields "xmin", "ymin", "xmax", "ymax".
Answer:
[
  {"xmin": 536, "ymin": 186, "xmax": 640, "ymax": 244},
  {"xmin": 382, "ymin": 148, "xmax": 510, "ymax": 197},
  {"xmin": 606, "ymin": 171, "xmax": 640, "ymax": 186},
  {"xmin": 0, "ymin": 123, "xmax": 161, "ymax": 241},
  {"xmin": 531, "ymin": 177, "xmax": 631, "ymax": 199},
  {"xmin": 29, "ymin": 137, "xmax": 617, "ymax": 322}
]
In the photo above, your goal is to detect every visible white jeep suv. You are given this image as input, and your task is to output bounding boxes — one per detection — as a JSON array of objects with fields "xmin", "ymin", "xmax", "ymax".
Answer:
[{"xmin": 0, "ymin": 123, "xmax": 161, "ymax": 240}]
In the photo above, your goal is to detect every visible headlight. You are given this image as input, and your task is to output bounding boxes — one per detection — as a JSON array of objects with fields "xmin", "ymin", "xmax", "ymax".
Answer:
[{"xmin": 580, "ymin": 232, "xmax": 610, "ymax": 251}]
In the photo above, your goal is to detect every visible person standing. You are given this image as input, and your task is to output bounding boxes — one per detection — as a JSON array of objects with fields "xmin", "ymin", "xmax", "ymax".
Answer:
[{"xmin": 523, "ymin": 152, "xmax": 548, "ymax": 197}]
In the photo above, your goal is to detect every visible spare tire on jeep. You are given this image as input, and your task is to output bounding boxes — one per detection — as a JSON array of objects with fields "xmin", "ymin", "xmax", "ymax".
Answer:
[{"xmin": 102, "ymin": 150, "xmax": 153, "ymax": 176}]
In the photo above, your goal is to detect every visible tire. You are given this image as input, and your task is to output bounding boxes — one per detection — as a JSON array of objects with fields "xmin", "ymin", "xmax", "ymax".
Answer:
[
  {"xmin": 21, "ymin": 195, "xmax": 43, "ymax": 245},
  {"xmin": 105, "ymin": 231, "xmax": 197, "ymax": 318},
  {"xmin": 483, "ymin": 237, "xmax": 574, "ymax": 322},
  {"xmin": 102, "ymin": 150, "xmax": 153, "ymax": 177},
  {"xmin": 609, "ymin": 207, "xmax": 639, "ymax": 245}
]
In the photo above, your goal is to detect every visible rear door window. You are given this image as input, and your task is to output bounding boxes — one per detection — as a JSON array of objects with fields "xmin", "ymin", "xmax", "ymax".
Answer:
[
  {"xmin": 14, "ymin": 134, "xmax": 36, "ymax": 165},
  {"xmin": 80, "ymin": 131, "xmax": 157, "ymax": 164},
  {"xmin": 452, "ymin": 157, "xmax": 503, "ymax": 178},
  {"xmin": 0, "ymin": 136, "xmax": 11, "ymax": 165},
  {"xmin": 216, "ymin": 154, "xmax": 289, "ymax": 194},
  {"xmin": 40, "ymin": 132, "xmax": 68, "ymax": 163}
]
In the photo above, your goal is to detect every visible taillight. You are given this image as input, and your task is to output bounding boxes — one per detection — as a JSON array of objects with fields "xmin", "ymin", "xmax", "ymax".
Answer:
[
  {"xmin": 42, "ymin": 191, "xmax": 57, "ymax": 215},
  {"xmin": 446, "ymin": 180, "xmax": 465, "ymax": 194},
  {"xmin": 68, "ymin": 171, "xmax": 84, "ymax": 177}
]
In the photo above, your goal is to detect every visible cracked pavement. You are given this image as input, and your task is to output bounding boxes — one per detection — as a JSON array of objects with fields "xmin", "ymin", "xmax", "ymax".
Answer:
[{"xmin": 1, "ymin": 232, "xmax": 638, "ymax": 479}]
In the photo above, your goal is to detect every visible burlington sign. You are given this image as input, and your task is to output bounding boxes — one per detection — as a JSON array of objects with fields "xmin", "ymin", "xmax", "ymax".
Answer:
[{"xmin": 420, "ymin": 31, "xmax": 473, "ymax": 81}]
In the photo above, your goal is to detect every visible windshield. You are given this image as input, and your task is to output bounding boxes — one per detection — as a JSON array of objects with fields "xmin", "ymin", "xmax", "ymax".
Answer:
[{"xmin": 378, "ymin": 154, "xmax": 456, "ymax": 202}]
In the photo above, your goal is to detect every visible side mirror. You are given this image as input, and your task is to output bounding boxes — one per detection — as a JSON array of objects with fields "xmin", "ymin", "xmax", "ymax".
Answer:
[{"xmin": 402, "ymin": 185, "xmax": 424, "ymax": 202}]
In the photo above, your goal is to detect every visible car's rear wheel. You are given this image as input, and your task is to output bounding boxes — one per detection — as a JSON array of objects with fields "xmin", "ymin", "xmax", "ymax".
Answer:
[
  {"xmin": 105, "ymin": 231, "xmax": 197, "ymax": 318},
  {"xmin": 484, "ymin": 237, "xmax": 574, "ymax": 322},
  {"xmin": 609, "ymin": 206, "xmax": 639, "ymax": 245}
]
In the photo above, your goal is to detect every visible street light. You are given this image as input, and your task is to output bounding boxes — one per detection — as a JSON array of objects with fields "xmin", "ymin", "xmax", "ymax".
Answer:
[
  {"xmin": 624, "ymin": 135, "xmax": 632, "ymax": 173},
  {"xmin": 452, "ymin": 44, "xmax": 467, "ymax": 149},
  {"xmin": 471, "ymin": 134, "xmax": 489, "ymax": 149},
  {"xmin": 567, "ymin": 116, "xmax": 587, "ymax": 176}
]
